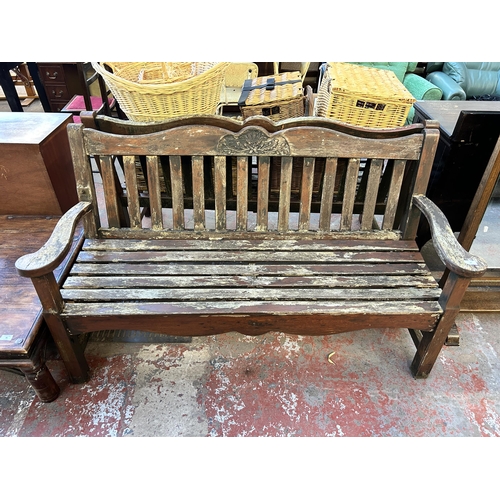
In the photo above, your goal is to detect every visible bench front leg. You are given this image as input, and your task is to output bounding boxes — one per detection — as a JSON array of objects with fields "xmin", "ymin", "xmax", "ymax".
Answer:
[
  {"xmin": 31, "ymin": 273, "xmax": 90, "ymax": 384},
  {"xmin": 15, "ymin": 202, "xmax": 92, "ymax": 383}
]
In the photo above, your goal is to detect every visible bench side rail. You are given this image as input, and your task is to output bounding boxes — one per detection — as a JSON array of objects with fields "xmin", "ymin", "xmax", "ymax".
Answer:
[{"xmin": 68, "ymin": 117, "xmax": 440, "ymax": 239}]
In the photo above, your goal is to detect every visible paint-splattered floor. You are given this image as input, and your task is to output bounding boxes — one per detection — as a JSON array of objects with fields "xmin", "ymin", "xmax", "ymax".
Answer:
[{"xmin": 1, "ymin": 311, "xmax": 500, "ymax": 437}]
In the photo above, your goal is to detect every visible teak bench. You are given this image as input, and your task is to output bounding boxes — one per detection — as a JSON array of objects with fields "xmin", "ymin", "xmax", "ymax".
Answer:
[{"xmin": 15, "ymin": 115, "xmax": 487, "ymax": 384}]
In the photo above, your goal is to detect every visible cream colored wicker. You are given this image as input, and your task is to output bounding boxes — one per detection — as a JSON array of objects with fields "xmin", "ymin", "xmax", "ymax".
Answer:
[
  {"xmin": 315, "ymin": 62, "xmax": 416, "ymax": 129},
  {"xmin": 273, "ymin": 62, "xmax": 310, "ymax": 82},
  {"xmin": 92, "ymin": 62, "xmax": 230, "ymax": 122},
  {"xmin": 239, "ymin": 71, "xmax": 305, "ymax": 122},
  {"xmin": 219, "ymin": 62, "xmax": 259, "ymax": 110}
]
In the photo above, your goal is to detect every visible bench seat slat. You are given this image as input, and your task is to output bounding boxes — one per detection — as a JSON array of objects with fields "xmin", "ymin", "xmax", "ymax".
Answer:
[
  {"xmin": 62, "ymin": 300, "xmax": 442, "ymax": 317},
  {"xmin": 76, "ymin": 250, "xmax": 425, "ymax": 263},
  {"xmin": 61, "ymin": 287, "xmax": 442, "ymax": 302},
  {"xmin": 69, "ymin": 262, "xmax": 432, "ymax": 276},
  {"xmin": 63, "ymin": 274, "xmax": 438, "ymax": 289},
  {"xmin": 82, "ymin": 238, "xmax": 419, "ymax": 252}
]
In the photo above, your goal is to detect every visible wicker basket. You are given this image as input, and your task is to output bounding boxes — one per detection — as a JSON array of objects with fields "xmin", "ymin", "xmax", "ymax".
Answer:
[
  {"xmin": 109, "ymin": 62, "xmax": 197, "ymax": 84},
  {"xmin": 239, "ymin": 72, "xmax": 305, "ymax": 121},
  {"xmin": 92, "ymin": 62, "xmax": 230, "ymax": 122},
  {"xmin": 315, "ymin": 63, "xmax": 416, "ymax": 128}
]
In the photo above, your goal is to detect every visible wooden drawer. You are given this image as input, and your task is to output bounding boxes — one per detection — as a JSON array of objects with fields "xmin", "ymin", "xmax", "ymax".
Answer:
[
  {"xmin": 44, "ymin": 84, "xmax": 71, "ymax": 102},
  {"xmin": 39, "ymin": 64, "xmax": 66, "ymax": 84}
]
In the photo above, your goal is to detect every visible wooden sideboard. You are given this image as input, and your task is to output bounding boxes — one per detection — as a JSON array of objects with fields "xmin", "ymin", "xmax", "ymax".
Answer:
[{"xmin": 0, "ymin": 112, "xmax": 78, "ymax": 215}]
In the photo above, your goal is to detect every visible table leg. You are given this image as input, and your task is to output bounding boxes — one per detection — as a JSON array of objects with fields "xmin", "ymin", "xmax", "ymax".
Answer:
[{"xmin": 21, "ymin": 363, "xmax": 60, "ymax": 403}]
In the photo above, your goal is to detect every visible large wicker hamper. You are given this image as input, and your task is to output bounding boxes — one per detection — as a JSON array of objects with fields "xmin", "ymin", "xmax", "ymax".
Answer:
[
  {"xmin": 92, "ymin": 62, "xmax": 230, "ymax": 122},
  {"xmin": 315, "ymin": 63, "xmax": 416, "ymax": 128}
]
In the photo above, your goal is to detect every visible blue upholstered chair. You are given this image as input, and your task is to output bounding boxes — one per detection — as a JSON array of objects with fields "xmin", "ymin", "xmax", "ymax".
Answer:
[{"xmin": 426, "ymin": 62, "xmax": 500, "ymax": 100}]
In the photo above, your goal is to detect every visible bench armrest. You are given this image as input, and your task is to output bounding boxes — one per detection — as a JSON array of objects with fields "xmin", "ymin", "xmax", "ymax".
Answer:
[
  {"xmin": 413, "ymin": 195, "xmax": 487, "ymax": 278},
  {"xmin": 16, "ymin": 202, "xmax": 92, "ymax": 278}
]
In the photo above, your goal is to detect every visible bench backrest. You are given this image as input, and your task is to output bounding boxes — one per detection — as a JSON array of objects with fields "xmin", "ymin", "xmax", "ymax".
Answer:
[{"xmin": 68, "ymin": 115, "xmax": 439, "ymax": 241}]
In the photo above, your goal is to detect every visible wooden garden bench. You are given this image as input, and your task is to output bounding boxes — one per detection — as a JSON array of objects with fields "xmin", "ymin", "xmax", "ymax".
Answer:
[{"xmin": 15, "ymin": 115, "xmax": 487, "ymax": 384}]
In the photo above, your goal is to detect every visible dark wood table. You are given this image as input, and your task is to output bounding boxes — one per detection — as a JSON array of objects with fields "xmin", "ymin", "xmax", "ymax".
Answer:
[
  {"xmin": 413, "ymin": 100, "xmax": 500, "ymax": 313},
  {"xmin": 413, "ymin": 100, "xmax": 500, "ymax": 245},
  {"xmin": 0, "ymin": 216, "xmax": 83, "ymax": 402}
]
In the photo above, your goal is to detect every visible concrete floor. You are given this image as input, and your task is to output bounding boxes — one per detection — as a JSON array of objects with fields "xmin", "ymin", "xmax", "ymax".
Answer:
[
  {"xmin": 1, "ymin": 312, "xmax": 500, "ymax": 437},
  {"xmin": 2, "ymin": 95, "xmax": 500, "ymax": 439}
]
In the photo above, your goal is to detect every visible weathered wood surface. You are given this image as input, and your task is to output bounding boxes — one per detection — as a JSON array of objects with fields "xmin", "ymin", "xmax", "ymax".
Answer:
[
  {"xmin": 15, "ymin": 202, "xmax": 91, "ymax": 278},
  {"xmin": 413, "ymin": 195, "xmax": 488, "ymax": 277},
  {"xmin": 15, "ymin": 115, "xmax": 488, "ymax": 380},
  {"xmin": 59, "ymin": 237, "xmax": 443, "ymax": 338},
  {"xmin": 72, "ymin": 116, "xmax": 440, "ymax": 238}
]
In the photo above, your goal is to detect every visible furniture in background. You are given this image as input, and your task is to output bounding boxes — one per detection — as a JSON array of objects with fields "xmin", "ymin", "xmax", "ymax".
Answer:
[
  {"xmin": 426, "ymin": 62, "xmax": 500, "ymax": 100},
  {"xmin": 273, "ymin": 62, "xmax": 310, "ymax": 82},
  {"xmin": 412, "ymin": 100, "xmax": 500, "ymax": 312},
  {"xmin": 0, "ymin": 215, "xmax": 83, "ymax": 402},
  {"xmin": 239, "ymin": 71, "xmax": 306, "ymax": 121},
  {"xmin": 0, "ymin": 113, "xmax": 78, "ymax": 215},
  {"xmin": 4, "ymin": 63, "xmax": 38, "ymax": 106},
  {"xmin": 61, "ymin": 62, "xmax": 117, "ymax": 122},
  {"xmin": 341, "ymin": 62, "xmax": 443, "ymax": 123},
  {"xmin": 0, "ymin": 113, "xmax": 84, "ymax": 402},
  {"xmin": 315, "ymin": 63, "xmax": 416, "ymax": 128},
  {"xmin": 256, "ymin": 63, "xmax": 321, "ymax": 91},
  {"xmin": 413, "ymin": 100, "xmax": 500, "ymax": 243},
  {"xmin": 93, "ymin": 62, "xmax": 231, "ymax": 122},
  {"xmin": 36, "ymin": 62, "xmax": 91, "ymax": 112},
  {"xmin": 218, "ymin": 62, "xmax": 258, "ymax": 112},
  {"xmin": 0, "ymin": 62, "xmax": 50, "ymax": 112}
]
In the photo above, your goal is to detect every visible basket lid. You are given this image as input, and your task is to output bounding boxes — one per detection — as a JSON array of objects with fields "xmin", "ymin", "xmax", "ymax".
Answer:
[
  {"xmin": 325, "ymin": 63, "xmax": 416, "ymax": 104},
  {"xmin": 239, "ymin": 71, "xmax": 304, "ymax": 106}
]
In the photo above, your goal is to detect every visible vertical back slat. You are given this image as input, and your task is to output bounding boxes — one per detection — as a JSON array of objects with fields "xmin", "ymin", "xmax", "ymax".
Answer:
[
  {"xmin": 383, "ymin": 159, "xmax": 406, "ymax": 230},
  {"xmin": 123, "ymin": 155, "xmax": 141, "ymax": 229},
  {"xmin": 68, "ymin": 125, "xmax": 99, "ymax": 237},
  {"xmin": 319, "ymin": 158, "xmax": 338, "ymax": 231},
  {"xmin": 192, "ymin": 155, "xmax": 205, "ymax": 231},
  {"xmin": 100, "ymin": 155, "xmax": 121, "ymax": 228},
  {"xmin": 147, "ymin": 156, "xmax": 163, "ymax": 230},
  {"xmin": 340, "ymin": 158, "xmax": 360, "ymax": 230},
  {"xmin": 299, "ymin": 158, "xmax": 315, "ymax": 231},
  {"xmin": 169, "ymin": 155, "xmax": 185, "ymax": 230},
  {"xmin": 214, "ymin": 155, "xmax": 226, "ymax": 231},
  {"xmin": 256, "ymin": 156, "xmax": 270, "ymax": 231},
  {"xmin": 361, "ymin": 159, "xmax": 383, "ymax": 231},
  {"xmin": 236, "ymin": 156, "xmax": 248, "ymax": 231},
  {"xmin": 402, "ymin": 123, "xmax": 440, "ymax": 239},
  {"xmin": 278, "ymin": 157, "xmax": 293, "ymax": 232}
]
